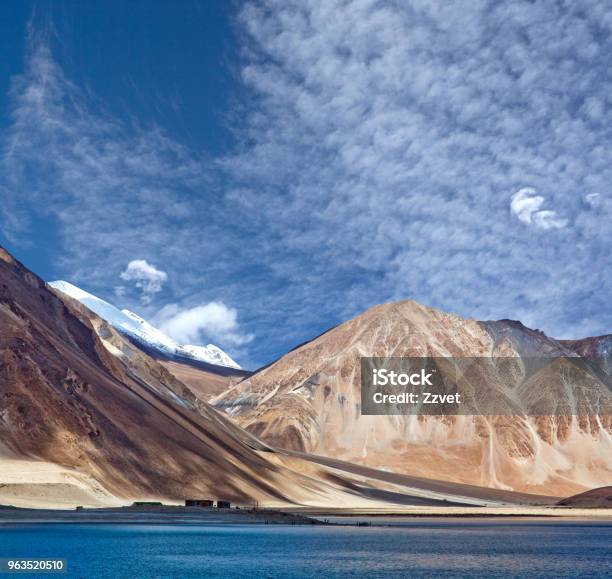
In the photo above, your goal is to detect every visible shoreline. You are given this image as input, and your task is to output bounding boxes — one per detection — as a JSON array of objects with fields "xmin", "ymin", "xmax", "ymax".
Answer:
[
  {"xmin": 0, "ymin": 505, "xmax": 611, "ymax": 526},
  {"xmin": 290, "ymin": 506, "xmax": 612, "ymax": 519},
  {"xmin": 0, "ymin": 505, "xmax": 320, "ymax": 526}
]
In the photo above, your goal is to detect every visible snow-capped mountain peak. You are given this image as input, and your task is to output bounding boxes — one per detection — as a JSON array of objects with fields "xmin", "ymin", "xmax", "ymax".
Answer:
[
  {"xmin": 179, "ymin": 344, "xmax": 237, "ymax": 367},
  {"xmin": 48, "ymin": 280, "xmax": 241, "ymax": 369}
]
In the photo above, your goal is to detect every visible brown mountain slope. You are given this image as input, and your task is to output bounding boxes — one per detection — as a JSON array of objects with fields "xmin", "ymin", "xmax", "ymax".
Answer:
[
  {"xmin": 1, "ymin": 245, "xmax": 393, "ymax": 508},
  {"xmin": 214, "ymin": 301, "xmax": 612, "ymax": 496},
  {"xmin": 48, "ymin": 288, "xmax": 265, "ymax": 453},
  {"xmin": 0, "ymin": 246, "xmax": 301, "ymax": 504},
  {"xmin": 108, "ymin": 328, "xmax": 251, "ymax": 402},
  {"xmin": 561, "ymin": 335, "xmax": 612, "ymax": 375},
  {"xmin": 557, "ymin": 486, "xmax": 612, "ymax": 508},
  {"xmin": 158, "ymin": 360, "xmax": 245, "ymax": 400}
]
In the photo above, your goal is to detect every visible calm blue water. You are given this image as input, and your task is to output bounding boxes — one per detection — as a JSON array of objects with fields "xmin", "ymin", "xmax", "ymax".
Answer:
[{"xmin": 0, "ymin": 521, "xmax": 610, "ymax": 578}]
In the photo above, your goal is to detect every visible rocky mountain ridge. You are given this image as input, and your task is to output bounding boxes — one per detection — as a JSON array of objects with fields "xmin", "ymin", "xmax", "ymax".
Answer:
[{"xmin": 215, "ymin": 300, "xmax": 612, "ymax": 496}]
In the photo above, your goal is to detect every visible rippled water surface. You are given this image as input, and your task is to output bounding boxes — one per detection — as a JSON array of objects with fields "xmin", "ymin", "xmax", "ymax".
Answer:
[{"xmin": 1, "ymin": 520, "xmax": 610, "ymax": 578}]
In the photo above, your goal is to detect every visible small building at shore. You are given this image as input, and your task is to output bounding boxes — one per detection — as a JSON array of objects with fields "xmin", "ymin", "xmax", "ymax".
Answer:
[
  {"xmin": 185, "ymin": 499, "xmax": 214, "ymax": 507},
  {"xmin": 216, "ymin": 500, "xmax": 231, "ymax": 509},
  {"xmin": 132, "ymin": 501, "xmax": 163, "ymax": 507}
]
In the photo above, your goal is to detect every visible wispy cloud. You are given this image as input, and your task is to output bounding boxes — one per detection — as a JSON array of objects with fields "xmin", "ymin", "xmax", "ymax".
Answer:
[
  {"xmin": 2, "ymin": 27, "xmax": 205, "ymax": 276},
  {"xmin": 585, "ymin": 193, "xmax": 601, "ymax": 208}
]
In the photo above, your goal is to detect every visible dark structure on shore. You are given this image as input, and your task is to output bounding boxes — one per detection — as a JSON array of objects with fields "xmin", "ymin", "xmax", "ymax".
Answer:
[
  {"xmin": 132, "ymin": 501, "xmax": 163, "ymax": 507},
  {"xmin": 185, "ymin": 499, "xmax": 214, "ymax": 507},
  {"xmin": 183, "ymin": 499, "xmax": 231, "ymax": 508}
]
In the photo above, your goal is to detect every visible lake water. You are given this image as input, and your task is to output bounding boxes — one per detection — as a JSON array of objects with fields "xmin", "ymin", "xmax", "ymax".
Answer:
[{"xmin": 0, "ymin": 520, "xmax": 610, "ymax": 578}]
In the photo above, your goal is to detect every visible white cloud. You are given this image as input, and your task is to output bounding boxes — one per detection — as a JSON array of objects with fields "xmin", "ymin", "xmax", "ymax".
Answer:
[
  {"xmin": 120, "ymin": 259, "xmax": 167, "ymax": 302},
  {"xmin": 585, "ymin": 193, "xmax": 601, "ymax": 207},
  {"xmin": 155, "ymin": 302, "xmax": 254, "ymax": 347},
  {"xmin": 510, "ymin": 188, "xmax": 568, "ymax": 230},
  {"xmin": 531, "ymin": 211, "xmax": 568, "ymax": 230},
  {"xmin": 510, "ymin": 188, "xmax": 546, "ymax": 225}
]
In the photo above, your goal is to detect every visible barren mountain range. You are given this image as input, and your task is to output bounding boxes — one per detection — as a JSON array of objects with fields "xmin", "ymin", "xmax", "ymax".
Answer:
[
  {"xmin": 0, "ymin": 244, "xmax": 609, "ymax": 507},
  {"xmin": 4, "ymin": 245, "xmax": 552, "ymax": 509},
  {"xmin": 215, "ymin": 301, "xmax": 612, "ymax": 496}
]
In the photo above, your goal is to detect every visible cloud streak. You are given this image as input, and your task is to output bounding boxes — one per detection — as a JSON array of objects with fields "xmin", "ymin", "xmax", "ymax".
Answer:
[{"xmin": 2, "ymin": 29, "xmax": 205, "ymax": 275}]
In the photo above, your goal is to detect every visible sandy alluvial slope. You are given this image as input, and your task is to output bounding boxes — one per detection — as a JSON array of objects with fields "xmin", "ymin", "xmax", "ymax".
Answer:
[
  {"xmin": 0, "ymin": 452, "xmax": 117, "ymax": 509},
  {"xmin": 215, "ymin": 301, "xmax": 612, "ymax": 497}
]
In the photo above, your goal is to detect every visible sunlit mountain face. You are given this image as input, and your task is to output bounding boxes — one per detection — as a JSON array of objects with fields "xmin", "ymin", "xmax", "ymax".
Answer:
[{"xmin": 216, "ymin": 300, "xmax": 612, "ymax": 497}]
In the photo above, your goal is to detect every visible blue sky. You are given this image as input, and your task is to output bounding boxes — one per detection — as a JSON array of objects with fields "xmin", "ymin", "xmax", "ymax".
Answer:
[{"xmin": 1, "ymin": 1, "xmax": 611, "ymax": 368}]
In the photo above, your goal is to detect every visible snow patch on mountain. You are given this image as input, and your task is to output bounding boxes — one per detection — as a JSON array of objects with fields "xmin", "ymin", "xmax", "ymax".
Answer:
[{"xmin": 48, "ymin": 280, "xmax": 241, "ymax": 369}]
